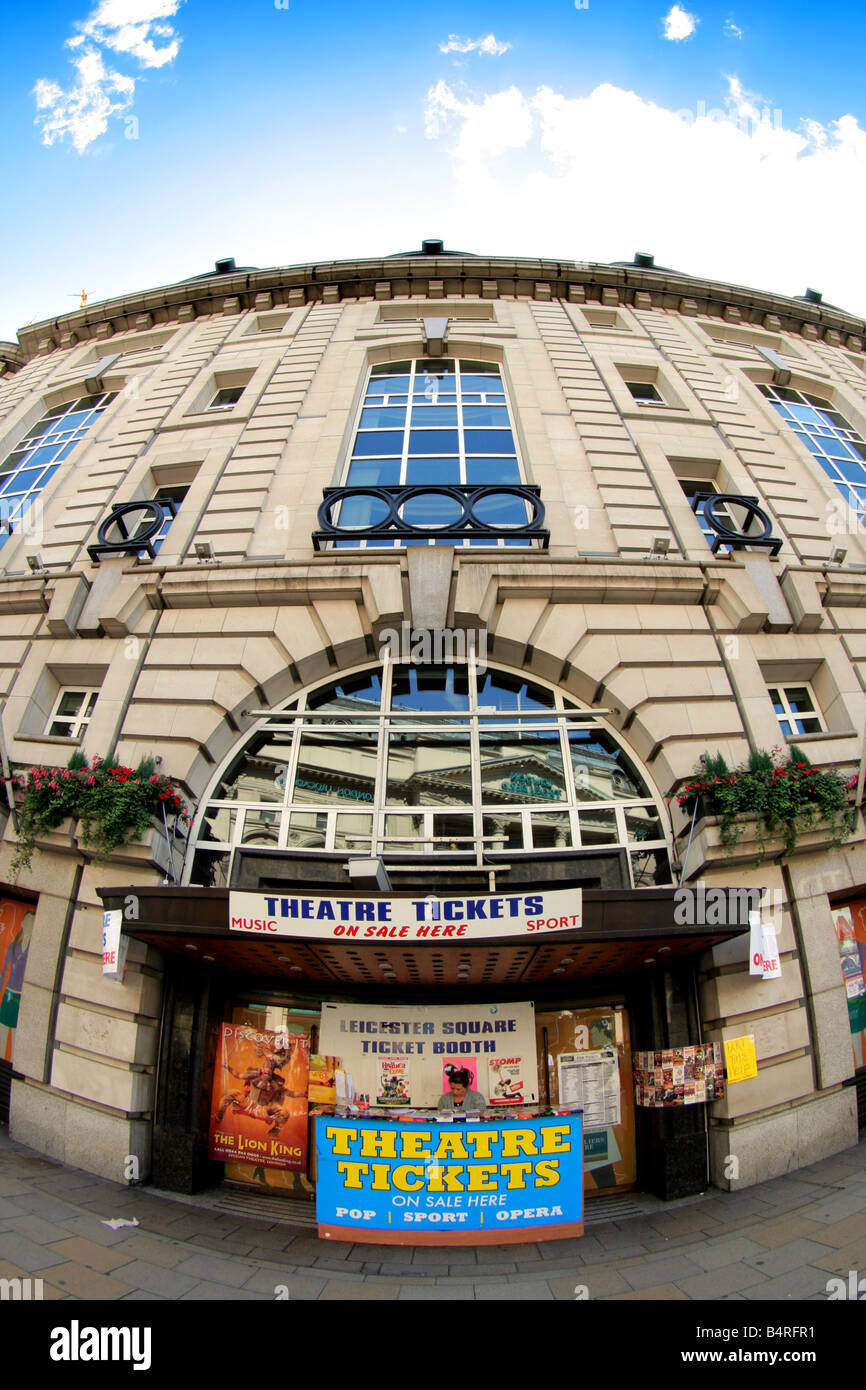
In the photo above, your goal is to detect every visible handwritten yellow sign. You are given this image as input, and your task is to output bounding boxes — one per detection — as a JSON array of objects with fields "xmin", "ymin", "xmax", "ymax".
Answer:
[{"xmin": 724, "ymin": 1035, "xmax": 758, "ymax": 1084}]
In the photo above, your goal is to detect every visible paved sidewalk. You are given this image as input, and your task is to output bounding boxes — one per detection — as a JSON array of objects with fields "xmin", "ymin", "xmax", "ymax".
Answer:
[{"xmin": 1, "ymin": 1126, "xmax": 864, "ymax": 1301}]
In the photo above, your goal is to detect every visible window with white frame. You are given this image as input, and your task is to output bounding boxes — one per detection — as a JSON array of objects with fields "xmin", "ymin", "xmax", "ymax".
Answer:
[
  {"xmin": 767, "ymin": 683, "xmax": 825, "ymax": 737},
  {"xmin": 46, "ymin": 689, "xmax": 99, "ymax": 739},
  {"xmin": 759, "ymin": 384, "xmax": 866, "ymax": 516},
  {"xmin": 335, "ymin": 358, "xmax": 528, "ymax": 548},
  {"xmin": 0, "ymin": 393, "xmax": 116, "ymax": 544}
]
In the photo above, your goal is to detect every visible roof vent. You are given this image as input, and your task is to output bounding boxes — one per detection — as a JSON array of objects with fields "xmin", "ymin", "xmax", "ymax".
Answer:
[
  {"xmin": 421, "ymin": 239, "xmax": 445, "ymax": 255},
  {"xmin": 634, "ymin": 252, "xmax": 655, "ymax": 269},
  {"xmin": 214, "ymin": 257, "xmax": 237, "ymax": 275},
  {"xmin": 804, "ymin": 287, "xmax": 822, "ymax": 304}
]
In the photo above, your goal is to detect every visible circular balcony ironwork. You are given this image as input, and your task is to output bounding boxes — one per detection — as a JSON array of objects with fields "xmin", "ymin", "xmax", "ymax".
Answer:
[{"xmin": 312, "ymin": 484, "xmax": 549, "ymax": 548}]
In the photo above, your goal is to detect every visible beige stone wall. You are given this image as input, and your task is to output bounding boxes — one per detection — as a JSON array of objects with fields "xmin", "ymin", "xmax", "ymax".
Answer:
[{"xmin": 1, "ymin": 260, "xmax": 864, "ymax": 1187}]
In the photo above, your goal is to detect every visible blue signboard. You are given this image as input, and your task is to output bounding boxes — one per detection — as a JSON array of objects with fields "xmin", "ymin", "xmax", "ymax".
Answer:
[{"xmin": 316, "ymin": 1113, "xmax": 583, "ymax": 1245}]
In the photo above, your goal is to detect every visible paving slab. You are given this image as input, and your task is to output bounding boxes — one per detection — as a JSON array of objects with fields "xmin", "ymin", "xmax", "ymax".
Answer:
[
  {"xmin": 673, "ymin": 1261, "xmax": 770, "ymax": 1299},
  {"xmin": 743, "ymin": 1237, "xmax": 845, "ymax": 1278},
  {"xmin": 36, "ymin": 1261, "xmax": 133, "ymax": 1299},
  {"xmin": 606, "ymin": 1282, "xmax": 691, "ymax": 1300},
  {"xmin": 741, "ymin": 1265, "xmax": 836, "ymax": 1300}
]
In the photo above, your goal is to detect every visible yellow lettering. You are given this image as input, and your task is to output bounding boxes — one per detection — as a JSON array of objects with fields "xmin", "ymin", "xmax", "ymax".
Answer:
[
  {"xmin": 539, "ymin": 1125, "xmax": 571, "ymax": 1155},
  {"xmin": 533, "ymin": 1159, "xmax": 560, "ymax": 1187},
  {"xmin": 360, "ymin": 1129, "xmax": 398, "ymax": 1159},
  {"xmin": 370, "ymin": 1162, "xmax": 392, "ymax": 1191},
  {"xmin": 391, "ymin": 1164, "xmax": 426, "ymax": 1193},
  {"xmin": 336, "ymin": 1160, "xmax": 369, "ymax": 1189},
  {"xmin": 400, "ymin": 1132, "xmax": 432, "ymax": 1161},
  {"xmin": 500, "ymin": 1128, "xmax": 538, "ymax": 1159},
  {"xmin": 466, "ymin": 1165, "xmax": 499, "ymax": 1192},
  {"xmin": 325, "ymin": 1126, "xmax": 357, "ymax": 1157},
  {"xmin": 426, "ymin": 1165, "xmax": 467, "ymax": 1193},
  {"xmin": 502, "ymin": 1161, "xmax": 532, "ymax": 1190},
  {"xmin": 463, "ymin": 1130, "xmax": 495, "ymax": 1160},
  {"xmin": 433, "ymin": 1132, "xmax": 469, "ymax": 1161}
]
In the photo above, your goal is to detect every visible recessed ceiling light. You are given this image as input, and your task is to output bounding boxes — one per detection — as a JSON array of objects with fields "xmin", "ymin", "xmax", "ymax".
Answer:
[
  {"xmin": 185, "ymin": 944, "xmax": 198, "ymax": 951},
  {"xmin": 203, "ymin": 955, "xmax": 214, "ymax": 962},
  {"xmin": 278, "ymin": 956, "xmax": 291, "ymax": 962}
]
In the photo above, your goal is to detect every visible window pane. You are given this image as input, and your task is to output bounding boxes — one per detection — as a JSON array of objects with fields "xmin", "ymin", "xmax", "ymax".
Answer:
[
  {"xmin": 215, "ymin": 733, "xmax": 291, "ymax": 802},
  {"xmin": 579, "ymin": 808, "xmax": 618, "ymax": 845},
  {"xmin": 387, "ymin": 731, "xmax": 472, "ymax": 806},
  {"xmin": 307, "ymin": 671, "xmax": 382, "ymax": 712},
  {"xmin": 624, "ymin": 805, "xmax": 664, "ymax": 842},
  {"xmin": 569, "ymin": 731, "xmax": 648, "ymax": 800},
  {"xmin": 294, "ymin": 732, "xmax": 378, "ymax": 804},
  {"xmin": 199, "ymin": 806, "xmax": 238, "ymax": 843},
  {"xmin": 399, "ymin": 492, "xmax": 464, "ymax": 528},
  {"xmin": 408, "ymin": 429, "xmax": 460, "ymax": 455},
  {"xmin": 462, "ymin": 406, "xmax": 510, "ymax": 428},
  {"xmin": 465, "ymin": 458, "xmax": 521, "ymax": 485},
  {"xmin": 472, "ymin": 491, "xmax": 529, "ymax": 528},
  {"xmin": 410, "ymin": 406, "xmax": 458, "ymax": 427},
  {"xmin": 483, "ymin": 812, "xmax": 524, "ymax": 851},
  {"xmin": 785, "ymin": 687, "xmax": 814, "ymax": 713},
  {"xmin": 405, "ymin": 458, "xmax": 460, "ymax": 485},
  {"xmin": 288, "ymin": 813, "xmax": 327, "ymax": 849},
  {"xmin": 346, "ymin": 459, "xmax": 401, "ymax": 487},
  {"xmin": 531, "ymin": 812, "xmax": 572, "ymax": 849},
  {"xmin": 359, "ymin": 407, "xmax": 406, "ymax": 429},
  {"xmin": 240, "ymin": 809, "xmax": 281, "ymax": 846},
  {"xmin": 480, "ymin": 731, "xmax": 565, "ymax": 803},
  {"xmin": 391, "ymin": 665, "xmax": 470, "ymax": 713},
  {"xmin": 336, "ymin": 492, "xmax": 392, "ymax": 529},
  {"xmin": 477, "ymin": 671, "xmax": 554, "ymax": 716},
  {"xmin": 464, "ymin": 429, "xmax": 514, "ymax": 454},
  {"xmin": 631, "ymin": 847, "xmax": 673, "ymax": 887},
  {"xmin": 433, "ymin": 814, "xmax": 474, "ymax": 850},
  {"xmin": 334, "ymin": 814, "xmax": 373, "ymax": 852},
  {"xmin": 56, "ymin": 691, "xmax": 85, "ymax": 717},
  {"xmin": 352, "ymin": 431, "xmax": 403, "ymax": 457}
]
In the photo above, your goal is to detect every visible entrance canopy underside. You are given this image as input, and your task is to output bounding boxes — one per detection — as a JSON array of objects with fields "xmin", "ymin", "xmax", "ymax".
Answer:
[{"xmin": 101, "ymin": 886, "xmax": 748, "ymax": 987}]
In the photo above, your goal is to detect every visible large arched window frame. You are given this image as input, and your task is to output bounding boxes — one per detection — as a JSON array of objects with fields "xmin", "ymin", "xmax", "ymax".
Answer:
[{"xmin": 185, "ymin": 661, "xmax": 674, "ymax": 891}]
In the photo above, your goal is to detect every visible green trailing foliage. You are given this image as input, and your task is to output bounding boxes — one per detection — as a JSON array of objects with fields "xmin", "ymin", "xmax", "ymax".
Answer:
[
  {"xmin": 676, "ymin": 746, "xmax": 857, "ymax": 857},
  {"xmin": 10, "ymin": 753, "xmax": 190, "ymax": 879}
]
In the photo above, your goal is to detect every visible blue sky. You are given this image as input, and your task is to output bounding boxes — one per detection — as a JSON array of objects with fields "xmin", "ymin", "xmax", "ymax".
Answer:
[{"xmin": 1, "ymin": 1, "xmax": 865, "ymax": 339}]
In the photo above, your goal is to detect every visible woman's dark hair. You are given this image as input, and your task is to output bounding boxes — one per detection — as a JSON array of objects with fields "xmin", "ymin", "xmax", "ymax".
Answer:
[{"xmin": 449, "ymin": 1068, "xmax": 472, "ymax": 1088}]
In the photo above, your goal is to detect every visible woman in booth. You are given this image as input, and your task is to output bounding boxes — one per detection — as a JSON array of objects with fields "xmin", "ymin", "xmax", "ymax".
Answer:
[{"xmin": 437, "ymin": 1066, "xmax": 487, "ymax": 1113}]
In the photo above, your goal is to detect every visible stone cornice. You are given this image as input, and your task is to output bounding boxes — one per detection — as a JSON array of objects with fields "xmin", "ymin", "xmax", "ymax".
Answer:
[{"xmin": 13, "ymin": 255, "xmax": 866, "ymax": 361}]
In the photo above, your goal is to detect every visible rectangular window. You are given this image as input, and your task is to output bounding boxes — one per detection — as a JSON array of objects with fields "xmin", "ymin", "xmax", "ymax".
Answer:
[
  {"xmin": 767, "ymin": 684, "xmax": 825, "ymax": 737},
  {"xmin": 759, "ymin": 383, "xmax": 866, "ymax": 519},
  {"xmin": 46, "ymin": 689, "xmax": 99, "ymax": 739},
  {"xmin": 208, "ymin": 387, "xmax": 244, "ymax": 411},
  {"xmin": 626, "ymin": 381, "xmax": 664, "ymax": 404},
  {"xmin": 337, "ymin": 358, "xmax": 527, "ymax": 549},
  {"xmin": 0, "ymin": 393, "xmax": 116, "ymax": 542}
]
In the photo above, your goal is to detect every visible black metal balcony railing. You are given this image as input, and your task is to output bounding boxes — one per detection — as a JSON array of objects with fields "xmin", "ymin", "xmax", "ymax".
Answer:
[{"xmin": 312, "ymin": 484, "xmax": 549, "ymax": 549}]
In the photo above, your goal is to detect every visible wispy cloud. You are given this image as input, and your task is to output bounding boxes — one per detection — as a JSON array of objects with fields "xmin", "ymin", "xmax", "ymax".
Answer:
[
  {"xmin": 439, "ymin": 34, "xmax": 512, "ymax": 57},
  {"xmin": 724, "ymin": 18, "xmax": 743, "ymax": 39},
  {"xmin": 34, "ymin": 0, "xmax": 185, "ymax": 152},
  {"xmin": 423, "ymin": 76, "xmax": 866, "ymax": 313},
  {"xmin": 663, "ymin": 5, "xmax": 698, "ymax": 41}
]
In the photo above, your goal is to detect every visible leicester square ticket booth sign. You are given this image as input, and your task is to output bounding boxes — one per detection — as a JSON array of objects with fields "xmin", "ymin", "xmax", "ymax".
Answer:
[{"xmin": 316, "ymin": 1114, "xmax": 584, "ymax": 1246}]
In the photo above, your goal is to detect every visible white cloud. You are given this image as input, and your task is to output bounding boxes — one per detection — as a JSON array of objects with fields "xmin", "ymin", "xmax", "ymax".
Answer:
[
  {"xmin": 34, "ymin": 0, "xmax": 184, "ymax": 151},
  {"xmin": 33, "ymin": 48, "xmax": 135, "ymax": 153},
  {"xmin": 422, "ymin": 76, "xmax": 866, "ymax": 315},
  {"xmin": 663, "ymin": 5, "xmax": 698, "ymax": 41},
  {"xmin": 439, "ymin": 34, "xmax": 512, "ymax": 57},
  {"xmin": 724, "ymin": 18, "xmax": 743, "ymax": 39}
]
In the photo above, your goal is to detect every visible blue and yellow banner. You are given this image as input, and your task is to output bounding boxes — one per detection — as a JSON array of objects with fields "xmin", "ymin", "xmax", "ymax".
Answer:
[{"xmin": 316, "ymin": 1113, "xmax": 583, "ymax": 1245}]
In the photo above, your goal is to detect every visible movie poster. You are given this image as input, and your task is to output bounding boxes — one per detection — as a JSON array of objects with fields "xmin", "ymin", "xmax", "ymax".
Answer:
[
  {"xmin": 441, "ymin": 1056, "xmax": 478, "ymax": 1093},
  {"xmin": 488, "ymin": 1056, "xmax": 525, "ymax": 1104},
  {"xmin": 308, "ymin": 1055, "xmax": 338, "ymax": 1104},
  {"xmin": 0, "ymin": 900, "xmax": 34, "ymax": 1065},
  {"xmin": 209, "ymin": 1025, "xmax": 310, "ymax": 1170},
  {"xmin": 377, "ymin": 1058, "xmax": 411, "ymax": 1106}
]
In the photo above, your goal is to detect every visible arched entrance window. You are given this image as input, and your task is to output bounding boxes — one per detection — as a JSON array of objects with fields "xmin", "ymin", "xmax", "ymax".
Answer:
[{"xmin": 185, "ymin": 664, "xmax": 673, "ymax": 889}]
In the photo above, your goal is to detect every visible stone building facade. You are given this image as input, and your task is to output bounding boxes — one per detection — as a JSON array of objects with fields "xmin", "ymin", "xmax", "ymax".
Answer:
[{"xmin": 0, "ymin": 246, "xmax": 863, "ymax": 1200}]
